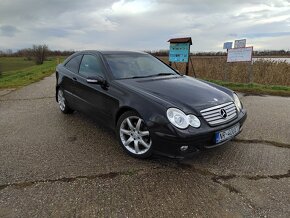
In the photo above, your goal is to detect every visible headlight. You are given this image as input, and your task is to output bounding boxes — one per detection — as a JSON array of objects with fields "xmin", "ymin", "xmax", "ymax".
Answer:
[
  {"xmin": 187, "ymin": 114, "xmax": 201, "ymax": 128},
  {"xmin": 166, "ymin": 108, "xmax": 201, "ymax": 129},
  {"xmin": 166, "ymin": 108, "xmax": 188, "ymax": 129},
  {"xmin": 233, "ymin": 93, "xmax": 242, "ymax": 112}
]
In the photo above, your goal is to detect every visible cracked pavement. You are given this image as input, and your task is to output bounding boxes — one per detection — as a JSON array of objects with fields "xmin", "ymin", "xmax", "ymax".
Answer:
[{"xmin": 0, "ymin": 74, "xmax": 290, "ymax": 217}]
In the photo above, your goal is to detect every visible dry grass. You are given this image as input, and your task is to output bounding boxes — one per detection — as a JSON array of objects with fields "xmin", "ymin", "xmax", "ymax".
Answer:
[
  {"xmin": 0, "ymin": 57, "xmax": 35, "ymax": 72},
  {"xmin": 158, "ymin": 56, "xmax": 290, "ymax": 86},
  {"xmin": 0, "ymin": 57, "xmax": 66, "ymax": 89}
]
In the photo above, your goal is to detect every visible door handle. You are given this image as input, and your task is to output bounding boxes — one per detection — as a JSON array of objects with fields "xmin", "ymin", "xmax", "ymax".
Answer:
[{"xmin": 72, "ymin": 77, "xmax": 77, "ymax": 81}]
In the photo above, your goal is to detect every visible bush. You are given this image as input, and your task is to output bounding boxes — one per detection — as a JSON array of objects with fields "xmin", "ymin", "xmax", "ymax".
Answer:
[{"xmin": 31, "ymin": 45, "xmax": 49, "ymax": 65}]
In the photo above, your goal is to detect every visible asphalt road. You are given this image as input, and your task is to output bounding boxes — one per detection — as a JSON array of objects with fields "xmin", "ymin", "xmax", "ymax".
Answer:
[{"xmin": 0, "ymin": 74, "xmax": 289, "ymax": 217}]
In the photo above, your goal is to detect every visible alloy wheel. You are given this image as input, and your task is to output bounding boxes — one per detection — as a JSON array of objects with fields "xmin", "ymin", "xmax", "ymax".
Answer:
[
  {"xmin": 119, "ymin": 116, "xmax": 152, "ymax": 155},
  {"xmin": 58, "ymin": 89, "xmax": 66, "ymax": 111}
]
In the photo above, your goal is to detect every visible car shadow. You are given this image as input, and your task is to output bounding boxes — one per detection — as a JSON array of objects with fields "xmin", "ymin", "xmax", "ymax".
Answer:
[{"xmin": 67, "ymin": 110, "xmax": 233, "ymax": 171}]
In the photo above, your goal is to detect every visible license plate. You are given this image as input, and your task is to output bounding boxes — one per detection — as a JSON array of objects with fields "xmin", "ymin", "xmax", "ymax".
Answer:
[{"xmin": 215, "ymin": 123, "xmax": 240, "ymax": 144}]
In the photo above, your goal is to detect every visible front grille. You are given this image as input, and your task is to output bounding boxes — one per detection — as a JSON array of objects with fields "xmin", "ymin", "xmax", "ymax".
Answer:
[{"xmin": 200, "ymin": 102, "xmax": 237, "ymax": 126}]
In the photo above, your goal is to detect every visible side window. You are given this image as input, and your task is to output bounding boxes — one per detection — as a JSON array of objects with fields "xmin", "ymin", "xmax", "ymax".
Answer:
[
  {"xmin": 79, "ymin": 55, "xmax": 105, "ymax": 78},
  {"xmin": 65, "ymin": 55, "xmax": 82, "ymax": 74}
]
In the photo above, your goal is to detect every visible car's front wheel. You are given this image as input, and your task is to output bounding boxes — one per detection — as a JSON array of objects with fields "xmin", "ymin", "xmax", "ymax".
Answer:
[
  {"xmin": 116, "ymin": 111, "xmax": 153, "ymax": 158},
  {"xmin": 57, "ymin": 88, "xmax": 74, "ymax": 114}
]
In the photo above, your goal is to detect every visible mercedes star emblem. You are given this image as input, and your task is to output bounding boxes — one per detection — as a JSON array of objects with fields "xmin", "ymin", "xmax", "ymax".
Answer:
[{"xmin": 220, "ymin": 109, "xmax": 227, "ymax": 119}]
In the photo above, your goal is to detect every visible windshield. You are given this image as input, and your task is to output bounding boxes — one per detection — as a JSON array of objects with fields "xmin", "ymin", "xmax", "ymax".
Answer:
[{"xmin": 104, "ymin": 53, "xmax": 179, "ymax": 79}]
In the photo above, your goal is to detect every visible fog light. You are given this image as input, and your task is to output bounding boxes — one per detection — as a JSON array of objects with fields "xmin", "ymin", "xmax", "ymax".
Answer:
[{"xmin": 180, "ymin": 146, "xmax": 189, "ymax": 151}]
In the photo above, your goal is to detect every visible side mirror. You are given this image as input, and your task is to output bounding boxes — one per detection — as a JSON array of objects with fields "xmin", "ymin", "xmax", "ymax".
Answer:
[{"xmin": 86, "ymin": 76, "xmax": 106, "ymax": 85}]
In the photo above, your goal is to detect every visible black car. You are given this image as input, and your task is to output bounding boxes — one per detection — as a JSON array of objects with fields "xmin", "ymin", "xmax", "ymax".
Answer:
[{"xmin": 56, "ymin": 50, "xmax": 247, "ymax": 158}]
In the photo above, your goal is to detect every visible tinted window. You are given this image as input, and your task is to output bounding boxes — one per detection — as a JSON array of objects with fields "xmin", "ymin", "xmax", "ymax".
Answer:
[
  {"xmin": 104, "ymin": 54, "xmax": 177, "ymax": 79},
  {"xmin": 65, "ymin": 55, "xmax": 82, "ymax": 74},
  {"xmin": 79, "ymin": 55, "xmax": 105, "ymax": 78}
]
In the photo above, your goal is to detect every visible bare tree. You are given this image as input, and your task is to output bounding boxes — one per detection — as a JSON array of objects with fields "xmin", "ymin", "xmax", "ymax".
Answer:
[{"xmin": 31, "ymin": 44, "xmax": 49, "ymax": 65}]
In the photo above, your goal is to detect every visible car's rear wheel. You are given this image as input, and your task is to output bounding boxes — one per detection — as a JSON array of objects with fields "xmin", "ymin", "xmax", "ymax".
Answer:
[
  {"xmin": 57, "ymin": 88, "xmax": 74, "ymax": 114},
  {"xmin": 116, "ymin": 111, "xmax": 153, "ymax": 158}
]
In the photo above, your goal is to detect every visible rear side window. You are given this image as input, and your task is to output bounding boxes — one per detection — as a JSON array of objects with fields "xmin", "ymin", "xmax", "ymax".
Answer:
[{"xmin": 65, "ymin": 55, "xmax": 83, "ymax": 74}]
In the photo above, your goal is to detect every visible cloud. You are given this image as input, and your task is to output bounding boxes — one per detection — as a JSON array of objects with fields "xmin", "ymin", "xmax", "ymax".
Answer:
[
  {"xmin": 0, "ymin": 0, "xmax": 290, "ymax": 51},
  {"xmin": 112, "ymin": 0, "xmax": 156, "ymax": 14},
  {"xmin": 0, "ymin": 25, "xmax": 20, "ymax": 37},
  {"xmin": 242, "ymin": 31, "xmax": 290, "ymax": 38}
]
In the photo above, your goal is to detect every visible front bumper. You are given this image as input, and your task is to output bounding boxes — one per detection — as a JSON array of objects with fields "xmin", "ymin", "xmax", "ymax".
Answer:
[{"xmin": 149, "ymin": 109, "xmax": 247, "ymax": 158}]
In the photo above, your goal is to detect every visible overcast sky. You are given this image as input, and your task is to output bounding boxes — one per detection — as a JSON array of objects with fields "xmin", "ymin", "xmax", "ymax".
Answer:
[{"xmin": 0, "ymin": 0, "xmax": 290, "ymax": 52}]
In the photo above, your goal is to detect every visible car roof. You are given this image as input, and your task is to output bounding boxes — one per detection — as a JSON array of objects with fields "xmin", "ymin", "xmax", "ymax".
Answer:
[
  {"xmin": 75, "ymin": 50, "xmax": 148, "ymax": 55},
  {"xmin": 63, "ymin": 50, "xmax": 149, "ymax": 65}
]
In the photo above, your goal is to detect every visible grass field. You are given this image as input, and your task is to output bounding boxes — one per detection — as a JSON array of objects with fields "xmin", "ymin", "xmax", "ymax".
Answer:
[
  {"xmin": 0, "ymin": 57, "xmax": 36, "ymax": 72},
  {"xmin": 205, "ymin": 79, "xmax": 290, "ymax": 97},
  {"xmin": 0, "ymin": 57, "xmax": 64, "ymax": 89},
  {"xmin": 158, "ymin": 56, "xmax": 290, "ymax": 87}
]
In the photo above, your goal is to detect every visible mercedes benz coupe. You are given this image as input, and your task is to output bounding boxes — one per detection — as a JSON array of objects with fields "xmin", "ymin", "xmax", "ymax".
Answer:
[{"xmin": 56, "ymin": 50, "xmax": 247, "ymax": 158}]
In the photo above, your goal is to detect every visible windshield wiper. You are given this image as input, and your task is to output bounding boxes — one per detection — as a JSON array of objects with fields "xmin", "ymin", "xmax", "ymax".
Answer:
[
  {"xmin": 130, "ymin": 73, "xmax": 175, "ymax": 79},
  {"xmin": 130, "ymin": 75, "xmax": 153, "ymax": 79},
  {"xmin": 152, "ymin": 73, "xmax": 176, "ymax": 76}
]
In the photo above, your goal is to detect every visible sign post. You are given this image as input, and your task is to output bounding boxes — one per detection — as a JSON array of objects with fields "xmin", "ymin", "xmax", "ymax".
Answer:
[
  {"xmin": 223, "ymin": 42, "xmax": 233, "ymax": 81},
  {"xmin": 224, "ymin": 39, "xmax": 254, "ymax": 83},
  {"xmin": 227, "ymin": 46, "xmax": 253, "ymax": 83},
  {"xmin": 168, "ymin": 37, "xmax": 192, "ymax": 75}
]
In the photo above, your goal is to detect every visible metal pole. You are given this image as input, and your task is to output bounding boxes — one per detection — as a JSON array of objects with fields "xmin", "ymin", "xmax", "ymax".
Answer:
[
  {"xmin": 189, "ymin": 55, "xmax": 196, "ymax": 77},
  {"xmin": 248, "ymin": 62, "xmax": 253, "ymax": 83},
  {"xmin": 224, "ymin": 49, "xmax": 228, "ymax": 81},
  {"xmin": 186, "ymin": 43, "xmax": 190, "ymax": 76},
  {"xmin": 173, "ymin": 62, "xmax": 179, "ymax": 72},
  {"xmin": 185, "ymin": 62, "xmax": 189, "ymax": 75},
  {"xmin": 224, "ymin": 62, "xmax": 228, "ymax": 81}
]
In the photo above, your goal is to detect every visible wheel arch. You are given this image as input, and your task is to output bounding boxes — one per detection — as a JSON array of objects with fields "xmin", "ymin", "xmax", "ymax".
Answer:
[
  {"xmin": 55, "ymin": 71, "xmax": 60, "ymax": 102},
  {"xmin": 115, "ymin": 106, "xmax": 140, "ymax": 126}
]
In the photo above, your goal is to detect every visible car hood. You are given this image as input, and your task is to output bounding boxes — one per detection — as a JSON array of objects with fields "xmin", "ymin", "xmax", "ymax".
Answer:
[{"xmin": 116, "ymin": 75, "xmax": 233, "ymax": 115}]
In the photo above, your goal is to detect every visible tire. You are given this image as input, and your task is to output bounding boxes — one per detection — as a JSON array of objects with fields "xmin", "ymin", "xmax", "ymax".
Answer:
[
  {"xmin": 116, "ymin": 111, "xmax": 153, "ymax": 158},
  {"xmin": 57, "ymin": 88, "xmax": 74, "ymax": 114}
]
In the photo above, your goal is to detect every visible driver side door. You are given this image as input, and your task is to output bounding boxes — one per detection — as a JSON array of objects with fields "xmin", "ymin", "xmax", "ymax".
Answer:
[{"xmin": 74, "ymin": 54, "xmax": 111, "ymax": 123}]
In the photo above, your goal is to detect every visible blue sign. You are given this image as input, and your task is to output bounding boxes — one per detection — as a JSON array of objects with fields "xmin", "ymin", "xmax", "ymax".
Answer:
[
  {"xmin": 169, "ymin": 43, "xmax": 190, "ymax": 63},
  {"xmin": 223, "ymin": 42, "xmax": 233, "ymax": 50}
]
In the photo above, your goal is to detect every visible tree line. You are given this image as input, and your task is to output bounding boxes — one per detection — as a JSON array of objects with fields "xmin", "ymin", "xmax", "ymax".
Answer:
[
  {"xmin": 0, "ymin": 45, "xmax": 74, "ymax": 65},
  {"xmin": 1, "ymin": 46, "xmax": 289, "ymax": 61},
  {"xmin": 145, "ymin": 50, "xmax": 290, "ymax": 57}
]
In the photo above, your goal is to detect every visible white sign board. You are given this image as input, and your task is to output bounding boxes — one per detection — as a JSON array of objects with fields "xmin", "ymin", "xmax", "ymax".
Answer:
[
  {"xmin": 223, "ymin": 42, "xmax": 233, "ymax": 49},
  {"xmin": 227, "ymin": 47, "xmax": 253, "ymax": 63},
  {"xmin": 234, "ymin": 39, "xmax": 246, "ymax": 48}
]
